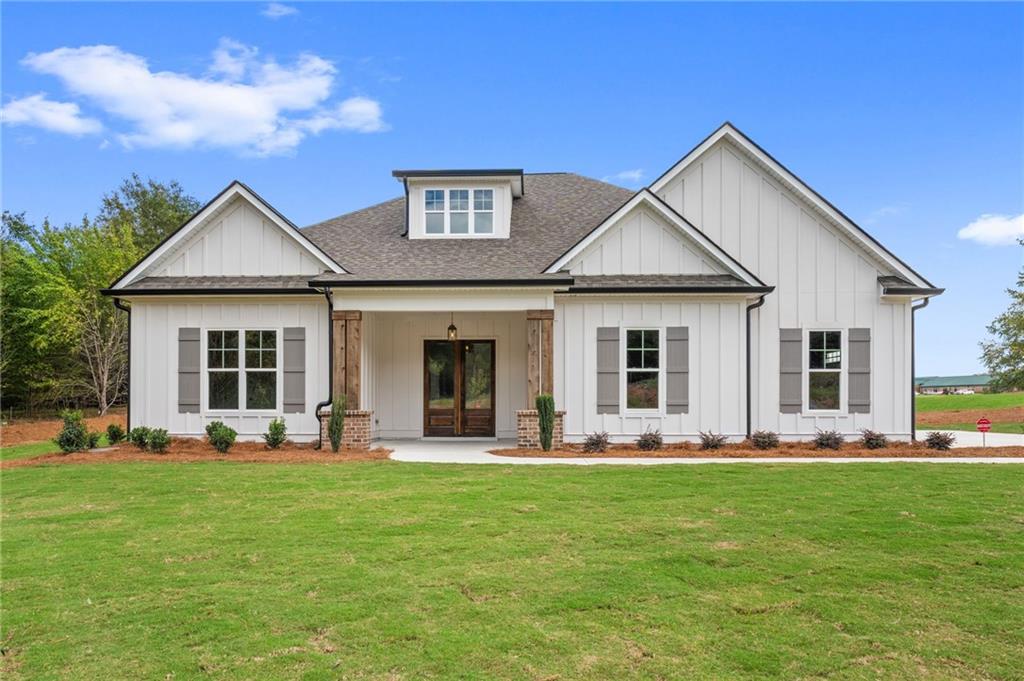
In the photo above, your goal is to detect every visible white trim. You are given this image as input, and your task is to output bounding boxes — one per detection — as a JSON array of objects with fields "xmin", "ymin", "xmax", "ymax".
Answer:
[
  {"xmin": 620, "ymin": 326, "xmax": 666, "ymax": 416},
  {"xmin": 544, "ymin": 189, "xmax": 763, "ymax": 286},
  {"xmin": 421, "ymin": 187, "xmax": 497, "ymax": 238},
  {"xmin": 648, "ymin": 124, "xmax": 932, "ymax": 289},
  {"xmin": 803, "ymin": 327, "xmax": 845, "ymax": 414},
  {"xmin": 110, "ymin": 182, "xmax": 344, "ymax": 289},
  {"xmin": 202, "ymin": 326, "xmax": 282, "ymax": 414}
]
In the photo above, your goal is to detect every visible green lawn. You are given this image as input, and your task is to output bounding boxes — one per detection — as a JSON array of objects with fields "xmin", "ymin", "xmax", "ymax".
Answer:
[
  {"xmin": 915, "ymin": 392, "xmax": 1023, "ymax": 413},
  {"xmin": 926, "ymin": 421, "xmax": 1024, "ymax": 435},
  {"xmin": 2, "ymin": 462, "xmax": 1022, "ymax": 679},
  {"xmin": 1, "ymin": 436, "xmax": 111, "ymax": 462}
]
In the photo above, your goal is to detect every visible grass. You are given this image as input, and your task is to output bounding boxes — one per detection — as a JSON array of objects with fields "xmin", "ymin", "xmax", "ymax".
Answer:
[
  {"xmin": 915, "ymin": 392, "xmax": 1023, "ymax": 413},
  {"xmin": 2, "ymin": 462, "xmax": 1023, "ymax": 679},
  {"xmin": 923, "ymin": 422, "xmax": 1024, "ymax": 435},
  {"xmin": 0, "ymin": 435, "xmax": 112, "ymax": 462}
]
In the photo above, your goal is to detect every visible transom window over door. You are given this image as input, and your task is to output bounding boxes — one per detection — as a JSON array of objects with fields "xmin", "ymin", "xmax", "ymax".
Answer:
[
  {"xmin": 808, "ymin": 330, "xmax": 841, "ymax": 410},
  {"xmin": 423, "ymin": 189, "xmax": 494, "ymax": 235},
  {"xmin": 207, "ymin": 329, "xmax": 278, "ymax": 411},
  {"xmin": 625, "ymin": 329, "xmax": 660, "ymax": 410}
]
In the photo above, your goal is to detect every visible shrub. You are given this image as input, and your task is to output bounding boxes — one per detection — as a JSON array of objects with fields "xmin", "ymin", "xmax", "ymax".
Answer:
[
  {"xmin": 86, "ymin": 431, "xmax": 102, "ymax": 449},
  {"xmin": 699, "ymin": 431, "xmax": 728, "ymax": 450},
  {"xmin": 813, "ymin": 429, "xmax": 845, "ymax": 450},
  {"xmin": 55, "ymin": 410, "xmax": 89, "ymax": 453},
  {"xmin": 129, "ymin": 426, "xmax": 152, "ymax": 449},
  {"xmin": 263, "ymin": 418, "xmax": 287, "ymax": 449},
  {"xmin": 536, "ymin": 394, "xmax": 555, "ymax": 451},
  {"xmin": 205, "ymin": 421, "xmax": 226, "ymax": 439},
  {"xmin": 636, "ymin": 427, "xmax": 663, "ymax": 451},
  {"xmin": 750, "ymin": 430, "xmax": 780, "ymax": 450},
  {"xmin": 859, "ymin": 429, "xmax": 888, "ymax": 450},
  {"xmin": 582, "ymin": 431, "xmax": 610, "ymax": 453},
  {"xmin": 208, "ymin": 423, "xmax": 237, "ymax": 453},
  {"xmin": 147, "ymin": 428, "xmax": 171, "ymax": 453},
  {"xmin": 328, "ymin": 394, "xmax": 346, "ymax": 452},
  {"xmin": 925, "ymin": 431, "xmax": 956, "ymax": 451},
  {"xmin": 106, "ymin": 423, "xmax": 125, "ymax": 444}
]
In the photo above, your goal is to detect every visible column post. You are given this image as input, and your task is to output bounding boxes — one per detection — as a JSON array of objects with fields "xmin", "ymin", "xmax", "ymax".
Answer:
[
  {"xmin": 332, "ymin": 310, "xmax": 361, "ymax": 409},
  {"xmin": 526, "ymin": 309, "xmax": 554, "ymax": 402}
]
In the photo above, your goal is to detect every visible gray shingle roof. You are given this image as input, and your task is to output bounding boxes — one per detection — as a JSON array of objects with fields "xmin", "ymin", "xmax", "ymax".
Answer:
[
  {"xmin": 569, "ymin": 274, "xmax": 770, "ymax": 292},
  {"xmin": 115, "ymin": 276, "xmax": 315, "ymax": 293},
  {"xmin": 302, "ymin": 173, "xmax": 634, "ymax": 280},
  {"xmin": 878, "ymin": 275, "xmax": 944, "ymax": 296}
]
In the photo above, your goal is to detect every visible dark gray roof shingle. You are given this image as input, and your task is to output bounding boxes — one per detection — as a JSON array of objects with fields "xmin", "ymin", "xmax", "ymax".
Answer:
[
  {"xmin": 569, "ymin": 274, "xmax": 770, "ymax": 292},
  {"xmin": 117, "ymin": 276, "xmax": 315, "ymax": 293},
  {"xmin": 302, "ymin": 173, "xmax": 634, "ymax": 280}
]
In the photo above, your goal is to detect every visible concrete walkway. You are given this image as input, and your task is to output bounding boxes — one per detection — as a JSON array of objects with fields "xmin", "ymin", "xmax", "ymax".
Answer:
[
  {"xmin": 381, "ymin": 439, "xmax": 1024, "ymax": 465},
  {"xmin": 916, "ymin": 429, "xmax": 1024, "ymax": 447}
]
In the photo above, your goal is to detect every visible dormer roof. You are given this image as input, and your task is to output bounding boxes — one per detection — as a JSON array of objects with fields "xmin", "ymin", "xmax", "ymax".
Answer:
[{"xmin": 392, "ymin": 168, "xmax": 525, "ymax": 197}]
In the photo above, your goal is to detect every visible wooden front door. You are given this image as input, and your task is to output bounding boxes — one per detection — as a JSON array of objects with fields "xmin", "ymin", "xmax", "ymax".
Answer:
[{"xmin": 423, "ymin": 340, "xmax": 495, "ymax": 437}]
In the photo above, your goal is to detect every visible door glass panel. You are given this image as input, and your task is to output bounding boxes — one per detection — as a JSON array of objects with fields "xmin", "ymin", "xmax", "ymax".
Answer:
[
  {"xmin": 463, "ymin": 342, "xmax": 493, "ymax": 409},
  {"xmin": 426, "ymin": 342, "xmax": 455, "ymax": 409}
]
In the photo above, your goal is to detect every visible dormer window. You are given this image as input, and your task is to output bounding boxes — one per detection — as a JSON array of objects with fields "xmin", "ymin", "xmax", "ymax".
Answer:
[{"xmin": 423, "ymin": 188, "xmax": 495, "ymax": 236}]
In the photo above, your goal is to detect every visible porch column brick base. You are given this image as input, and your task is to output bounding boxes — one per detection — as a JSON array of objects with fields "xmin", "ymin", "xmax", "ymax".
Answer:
[
  {"xmin": 317, "ymin": 407, "xmax": 373, "ymax": 449},
  {"xmin": 515, "ymin": 409, "xmax": 565, "ymax": 449}
]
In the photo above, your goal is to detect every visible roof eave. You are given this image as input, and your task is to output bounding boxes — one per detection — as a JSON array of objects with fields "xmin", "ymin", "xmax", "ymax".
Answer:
[{"xmin": 566, "ymin": 285, "xmax": 775, "ymax": 295}]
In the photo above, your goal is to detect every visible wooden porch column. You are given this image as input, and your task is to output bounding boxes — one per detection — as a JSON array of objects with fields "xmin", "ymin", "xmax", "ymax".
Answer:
[
  {"xmin": 332, "ymin": 310, "xmax": 362, "ymax": 409},
  {"xmin": 526, "ymin": 309, "xmax": 554, "ymax": 403}
]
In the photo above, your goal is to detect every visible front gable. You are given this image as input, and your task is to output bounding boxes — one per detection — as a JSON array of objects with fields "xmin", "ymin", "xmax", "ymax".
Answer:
[{"xmin": 109, "ymin": 181, "xmax": 343, "ymax": 290}]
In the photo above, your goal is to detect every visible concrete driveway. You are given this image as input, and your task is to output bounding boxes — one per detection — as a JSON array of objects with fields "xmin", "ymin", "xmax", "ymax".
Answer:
[{"xmin": 916, "ymin": 429, "xmax": 1024, "ymax": 447}]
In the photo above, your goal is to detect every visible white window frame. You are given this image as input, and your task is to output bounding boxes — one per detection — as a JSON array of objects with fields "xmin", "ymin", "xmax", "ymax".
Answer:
[
  {"xmin": 423, "ymin": 188, "xmax": 495, "ymax": 237},
  {"xmin": 804, "ymin": 327, "xmax": 845, "ymax": 413},
  {"xmin": 204, "ymin": 327, "xmax": 281, "ymax": 414},
  {"xmin": 621, "ymin": 326, "xmax": 665, "ymax": 415}
]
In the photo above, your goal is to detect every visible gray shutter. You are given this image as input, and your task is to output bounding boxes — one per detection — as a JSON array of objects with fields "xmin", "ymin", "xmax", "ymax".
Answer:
[
  {"xmin": 178, "ymin": 328, "xmax": 200, "ymax": 413},
  {"xmin": 596, "ymin": 327, "xmax": 619, "ymax": 414},
  {"xmin": 283, "ymin": 327, "xmax": 306, "ymax": 413},
  {"xmin": 779, "ymin": 328, "xmax": 802, "ymax": 414},
  {"xmin": 848, "ymin": 328, "xmax": 871, "ymax": 414},
  {"xmin": 666, "ymin": 327, "xmax": 689, "ymax": 414}
]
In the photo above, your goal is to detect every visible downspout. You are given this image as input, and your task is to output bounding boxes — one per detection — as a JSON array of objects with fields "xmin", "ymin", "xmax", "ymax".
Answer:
[
  {"xmin": 313, "ymin": 287, "xmax": 334, "ymax": 448},
  {"xmin": 113, "ymin": 298, "xmax": 131, "ymax": 432},
  {"xmin": 745, "ymin": 294, "xmax": 767, "ymax": 438},
  {"xmin": 910, "ymin": 297, "xmax": 930, "ymax": 441}
]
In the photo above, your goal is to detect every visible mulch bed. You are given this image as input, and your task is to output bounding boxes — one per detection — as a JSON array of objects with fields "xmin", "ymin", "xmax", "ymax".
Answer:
[
  {"xmin": 1, "ymin": 439, "xmax": 391, "ymax": 469},
  {"xmin": 491, "ymin": 441, "xmax": 1024, "ymax": 459},
  {"xmin": 1, "ymin": 410, "xmax": 127, "ymax": 446}
]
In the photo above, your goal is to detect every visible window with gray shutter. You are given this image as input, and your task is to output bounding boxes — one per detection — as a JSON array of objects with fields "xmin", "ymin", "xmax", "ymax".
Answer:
[
  {"xmin": 779, "ymin": 328, "xmax": 802, "ymax": 414},
  {"xmin": 848, "ymin": 328, "xmax": 870, "ymax": 413},
  {"xmin": 178, "ymin": 327, "xmax": 200, "ymax": 413},
  {"xmin": 596, "ymin": 327, "xmax": 619, "ymax": 414},
  {"xmin": 283, "ymin": 327, "xmax": 306, "ymax": 413},
  {"xmin": 666, "ymin": 327, "xmax": 689, "ymax": 414}
]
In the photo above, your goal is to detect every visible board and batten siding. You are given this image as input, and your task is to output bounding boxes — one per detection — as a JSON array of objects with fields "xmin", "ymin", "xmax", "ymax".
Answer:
[
  {"xmin": 554, "ymin": 297, "xmax": 746, "ymax": 441},
  {"xmin": 568, "ymin": 206, "xmax": 726, "ymax": 276},
  {"xmin": 655, "ymin": 139, "xmax": 912, "ymax": 436},
  {"xmin": 362, "ymin": 311, "xmax": 529, "ymax": 439},
  {"xmin": 151, "ymin": 197, "xmax": 324, "ymax": 277},
  {"xmin": 130, "ymin": 297, "xmax": 329, "ymax": 441}
]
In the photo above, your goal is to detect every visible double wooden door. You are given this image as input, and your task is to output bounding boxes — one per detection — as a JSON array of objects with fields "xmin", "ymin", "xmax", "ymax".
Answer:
[{"xmin": 423, "ymin": 340, "xmax": 495, "ymax": 437}]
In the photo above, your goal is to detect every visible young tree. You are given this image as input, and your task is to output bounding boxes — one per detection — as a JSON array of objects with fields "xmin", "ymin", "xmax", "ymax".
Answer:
[
  {"xmin": 980, "ymin": 240, "xmax": 1024, "ymax": 391},
  {"xmin": 97, "ymin": 173, "xmax": 200, "ymax": 252}
]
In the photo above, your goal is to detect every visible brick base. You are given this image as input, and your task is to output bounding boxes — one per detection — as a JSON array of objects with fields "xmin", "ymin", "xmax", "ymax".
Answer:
[
  {"xmin": 317, "ymin": 407, "xmax": 373, "ymax": 449},
  {"xmin": 516, "ymin": 409, "xmax": 565, "ymax": 449}
]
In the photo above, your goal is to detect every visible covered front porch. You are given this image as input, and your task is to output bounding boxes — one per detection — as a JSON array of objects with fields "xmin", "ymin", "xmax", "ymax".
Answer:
[{"xmin": 318, "ymin": 286, "xmax": 560, "ymax": 447}]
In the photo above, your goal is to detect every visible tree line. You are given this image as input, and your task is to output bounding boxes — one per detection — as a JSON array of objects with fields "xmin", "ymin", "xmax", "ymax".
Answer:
[{"xmin": 1, "ymin": 175, "xmax": 200, "ymax": 415}]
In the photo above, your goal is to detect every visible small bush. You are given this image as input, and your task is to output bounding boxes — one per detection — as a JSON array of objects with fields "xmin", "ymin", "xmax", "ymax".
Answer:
[
  {"xmin": 147, "ymin": 428, "xmax": 171, "ymax": 453},
  {"xmin": 536, "ymin": 394, "xmax": 555, "ymax": 451},
  {"xmin": 925, "ymin": 431, "xmax": 956, "ymax": 451},
  {"xmin": 635, "ymin": 427, "xmax": 663, "ymax": 451},
  {"xmin": 263, "ymin": 418, "xmax": 287, "ymax": 449},
  {"xmin": 699, "ymin": 431, "xmax": 728, "ymax": 450},
  {"xmin": 582, "ymin": 431, "xmax": 610, "ymax": 453},
  {"xmin": 86, "ymin": 431, "xmax": 102, "ymax": 449},
  {"xmin": 129, "ymin": 426, "xmax": 151, "ymax": 449},
  {"xmin": 750, "ymin": 430, "xmax": 780, "ymax": 450},
  {"xmin": 813, "ymin": 429, "xmax": 845, "ymax": 450},
  {"xmin": 859, "ymin": 429, "xmax": 888, "ymax": 450},
  {"xmin": 328, "ymin": 395, "xmax": 346, "ymax": 452},
  {"xmin": 205, "ymin": 421, "xmax": 226, "ymax": 439},
  {"xmin": 55, "ymin": 410, "xmax": 89, "ymax": 453},
  {"xmin": 208, "ymin": 423, "xmax": 237, "ymax": 453},
  {"xmin": 106, "ymin": 423, "xmax": 125, "ymax": 444}
]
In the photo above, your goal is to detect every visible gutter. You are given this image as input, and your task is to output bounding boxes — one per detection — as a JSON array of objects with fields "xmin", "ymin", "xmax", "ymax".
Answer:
[
  {"xmin": 112, "ymin": 298, "xmax": 131, "ymax": 432},
  {"xmin": 745, "ymin": 294, "xmax": 768, "ymax": 438},
  {"xmin": 910, "ymin": 297, "xmax": 930, "ymax": 441},
  {"xmin": 313, "ymin": 287, "xmax": 334, "ymax": 449},
  {"xmin": 569, "ymin": 285, "xmax": 774, "ymax": 295},
  {"xmin": 310, "ymin": 277, "xmax": 574, "ymax": 288},
  {"xmin": 101, "ymin": 287, "xmax": 318, "ymax": 297}
]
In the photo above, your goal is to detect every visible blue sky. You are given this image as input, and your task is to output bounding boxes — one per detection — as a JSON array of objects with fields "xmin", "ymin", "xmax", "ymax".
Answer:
[{"xmin": 2, "ymin": 2, "xmax": 1022, "ymax": 376}]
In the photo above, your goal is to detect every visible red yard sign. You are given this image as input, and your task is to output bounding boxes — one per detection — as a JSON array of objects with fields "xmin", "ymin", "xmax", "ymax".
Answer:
[{"xmin": 976, "ymin": 418, "xmax": 992, "ymax": 433}]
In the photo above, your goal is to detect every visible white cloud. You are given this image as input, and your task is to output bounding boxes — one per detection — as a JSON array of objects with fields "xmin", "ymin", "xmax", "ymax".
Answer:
[
  {"xmin": 0, "ymin": 93, "xmax": 102, "ymax": 135},
  {"xmin": 863, "ymin": 203, "xmax": 908, "ymax": 226},
  {"xmin": 13, "ymin": 41, "xmax": 387, "ymax": 156},
  {"xmin": 957, "ymin": 213, "xmax": 1024, "ymax": 246},
  {"xmin": 603, "ymin": 168, "xmax": 645, "ymax": 185},
  {"xmin": 262, "ymin": 3, "xmax": 298, "ymax": 19}
]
